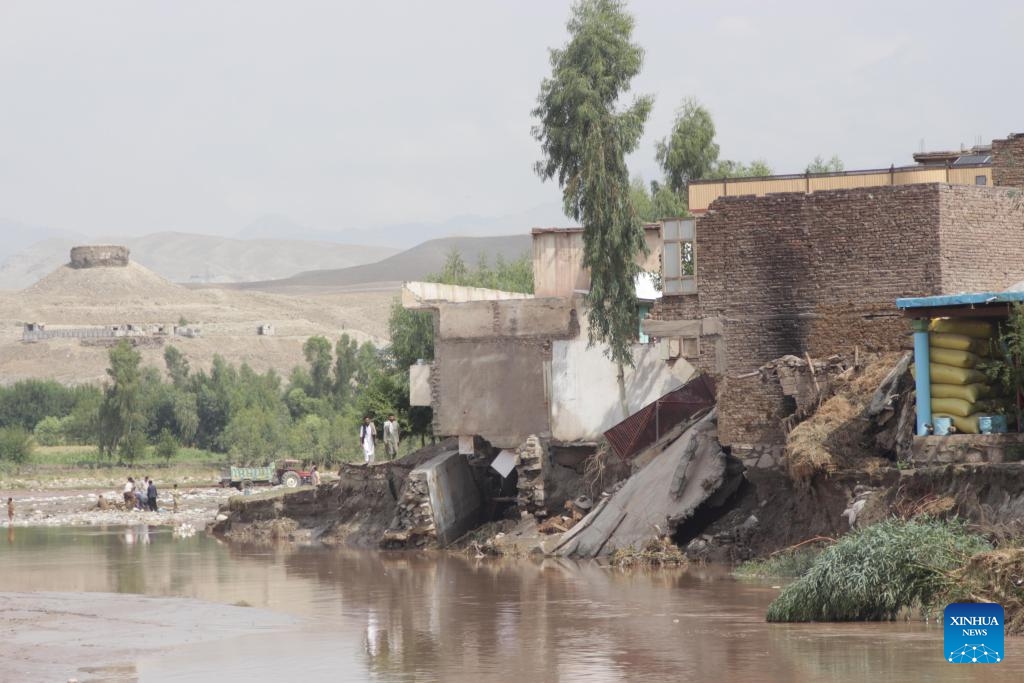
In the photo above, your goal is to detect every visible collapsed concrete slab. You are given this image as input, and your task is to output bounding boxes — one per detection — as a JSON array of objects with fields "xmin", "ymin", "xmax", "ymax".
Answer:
[
  {"xmin": 553, "ymin": 410, "xmax": 739, "ymax": 558},
  {"xmin": 385, "ymin": 450, "xmax": 483, "ymax": 547}
]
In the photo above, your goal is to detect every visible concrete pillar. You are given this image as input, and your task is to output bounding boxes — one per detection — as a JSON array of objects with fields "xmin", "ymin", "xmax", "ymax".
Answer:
[{"xmin": 912, "ymin": 319, "xmax": 932, "ymax": 436}]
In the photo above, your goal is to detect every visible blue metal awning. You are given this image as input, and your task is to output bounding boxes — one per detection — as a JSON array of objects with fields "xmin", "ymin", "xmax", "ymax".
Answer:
[{"xmin": 896, "ymin": 290, "xmax": 1024, "ymax": 310}]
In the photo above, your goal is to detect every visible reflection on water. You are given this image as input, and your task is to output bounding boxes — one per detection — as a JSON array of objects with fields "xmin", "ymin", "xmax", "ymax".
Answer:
[{"xmin": 1, "ymin": 526, "xmax": 1022, "ymax": 682}]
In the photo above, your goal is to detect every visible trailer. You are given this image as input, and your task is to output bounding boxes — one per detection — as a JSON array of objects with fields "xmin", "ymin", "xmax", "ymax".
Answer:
[{"xmin": 219, "ymin": 460, "xmax": 312, "ymax": 490}]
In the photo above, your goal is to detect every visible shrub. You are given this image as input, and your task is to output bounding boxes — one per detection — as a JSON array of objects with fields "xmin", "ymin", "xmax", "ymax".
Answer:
[
  {"xmin": 766, "ymin": 518, "xmax": 989, "ymax": 622},
  {"xmin": 33, "ymin": 416, "xmax": 65, "ymax": 447},
  {"xmin": 155, "ymin": 429, "xmax": 178, "ymax": 462},
  {"xmin": 0, "ymin": 426, "xmax": 33, "ymax": 463}
]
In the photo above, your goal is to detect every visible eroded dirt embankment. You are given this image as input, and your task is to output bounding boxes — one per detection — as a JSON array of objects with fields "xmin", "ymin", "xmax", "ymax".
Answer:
[{"xmin": 209, "ymin": 440, "xmax": 457, "ymax": 547}]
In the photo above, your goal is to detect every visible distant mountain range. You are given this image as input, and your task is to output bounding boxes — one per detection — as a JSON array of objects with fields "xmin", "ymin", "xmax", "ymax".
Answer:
[
  {"xmin": 228, "ymin": 234, "xmax": 533, "ymax": 293},
  {"xmin": 236, "ymin": 203, "xmax": 565, "ymax": 248}
]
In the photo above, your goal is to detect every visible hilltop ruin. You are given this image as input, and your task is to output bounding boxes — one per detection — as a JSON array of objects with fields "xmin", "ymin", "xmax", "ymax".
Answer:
[{"xmin": 69, "ymin": 245, "xmax": 130, "ymax": 269}]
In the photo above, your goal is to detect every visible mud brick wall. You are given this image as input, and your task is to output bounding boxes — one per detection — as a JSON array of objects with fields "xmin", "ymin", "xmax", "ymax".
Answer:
[
  {"xmin": 938, "ymin": 185, "xmax": 1024, "ymax": 292},
  {"xmin": 992, "ymin": 134, "xmax": 1024, "ymax": 189},
  {"xmin": 69, "ymin": 245, "xmax": 130, "ymax": 268},
  {"xmin": 696, "ymin": 184, "xmax": 947, "ymax": 445}
]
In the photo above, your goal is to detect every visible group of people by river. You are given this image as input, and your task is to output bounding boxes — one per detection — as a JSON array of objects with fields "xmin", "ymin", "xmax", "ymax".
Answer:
[{"xmin": 120, "ymin": 476, "xmax": 177, "ymax": 512}]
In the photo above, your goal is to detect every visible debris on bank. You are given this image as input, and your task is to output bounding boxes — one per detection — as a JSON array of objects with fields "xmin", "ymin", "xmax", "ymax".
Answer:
[{"xmin": 610, "ymin": 537, "xmax": 687, "ymax": 568}]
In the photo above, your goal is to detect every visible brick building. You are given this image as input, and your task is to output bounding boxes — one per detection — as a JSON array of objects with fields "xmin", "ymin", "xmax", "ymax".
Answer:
[{"xmin": 646, "ymin": 134, "xmax": 1024, "ymax": 451}]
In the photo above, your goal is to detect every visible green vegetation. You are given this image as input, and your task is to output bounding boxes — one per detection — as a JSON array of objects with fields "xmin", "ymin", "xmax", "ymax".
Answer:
[
  {"xmin": 735, "ymin": 546, "xmax": 823, "ymax": 578},
  {"xmin": 806, "ymin": 154, "xmax": 844, "ymax": 174},
  {"xmin": 980, "ymin": 302, "xmax": 1024, "ymax": 429},
  {"xmin": 428, "ymin": 249, "xmax": 534, "ymax": 295},
  {"xmin": 532, "ymin": 0, "xmax": 651, "ymax": 377},
  {"xmin": 766, "ymin": 519, "xmax": 989, "ymax": 623},
  {"xmin": 0, "ymin": 426, "xmax": 33, "ymax": 465}
]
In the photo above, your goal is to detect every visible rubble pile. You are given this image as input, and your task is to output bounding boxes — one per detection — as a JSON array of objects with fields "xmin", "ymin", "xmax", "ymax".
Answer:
[
  {"xmin": 516, "ymin": 435, "xmax": 547, "ymax": 516},
  {"xmin": 383, "ymin": 469, "xmax": 438, "ymax": 548}
]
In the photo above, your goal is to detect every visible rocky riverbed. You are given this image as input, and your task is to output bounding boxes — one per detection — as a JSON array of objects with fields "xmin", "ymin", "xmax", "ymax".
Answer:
[{"xmin": 1, "ymin": 486, "xmax": 238, "ymax": 529}]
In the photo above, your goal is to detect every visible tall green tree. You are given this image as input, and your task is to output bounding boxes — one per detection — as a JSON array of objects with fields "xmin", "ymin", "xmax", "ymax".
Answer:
[
  {"xmin": 333, "ymin": 334, "xmax": 359, "ymax": 402},
  {"xmin": 655, "ymin": 97, "xmax": 719, "ymax": 193},
  {"xmin": 533, "ymin": 0, "xmax": 652, "ymax": 396},
  {"xmin": 163, "ymin": 345, "xmax": 190, "ymax": 388},
  {"xmin": 98, "ymin": 340, "xmax": 146, "ymax": 461},
  {"xmin": 303, "ymin": 336, "xmax": 333, "ymax": 398},
  {"xmin": 630, "ymin": 177, "xmax": 687, "ymax": 222}
]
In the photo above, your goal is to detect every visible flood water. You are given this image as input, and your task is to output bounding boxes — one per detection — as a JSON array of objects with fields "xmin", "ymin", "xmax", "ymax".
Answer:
[{"xmin": 1, "ymin": 525, "xmax": 1021, "ymax": 682}]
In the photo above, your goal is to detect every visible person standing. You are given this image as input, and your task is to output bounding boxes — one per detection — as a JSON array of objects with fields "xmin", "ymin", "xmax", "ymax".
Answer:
[
  {"xmin": 135, "ymin": 478, "xmax": 148, "ymax": 510},
  {"xmin": 6, "ymin": 497, "xmax": 13, "ymax": 524},
  {"xmin": 172, "ymin": 484, "xmax": 180, "ymax": 513},
  {"xmin": 147, "ymin": 479, "xmax": 158, "ymax": 512},
  {"xmin": 124, "ymin": 477, "xmax": 135, "ymax": 508},
  {"xmin": 360, "ymin": 416, "xmax": 377, "ymax": 465},
  {"xmin": 310, "ymin": 465, "xmax": 321, "ymax": 487},
  {"xmin": 383, "ymin": 414, "xmax": 400, "ymax": 460}
]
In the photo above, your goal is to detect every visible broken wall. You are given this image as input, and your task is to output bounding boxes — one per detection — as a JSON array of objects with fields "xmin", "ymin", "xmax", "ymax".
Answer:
[
  {"xmin": 430, "ymin": 297, "xmax": 576, "ymax": 448},
  {"xmin": 549, "ymin": 338, "xmax": 694, "ymax": 443},
  {"xmin": 682, "ymin": 184, "xmax": 946, "ymax": 445}
]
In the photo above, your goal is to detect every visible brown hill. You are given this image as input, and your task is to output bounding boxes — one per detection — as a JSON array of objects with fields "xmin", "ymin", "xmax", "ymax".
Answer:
[{"xmin": 0, "ymin": 260, "xmax": 395, "ymax": 385}]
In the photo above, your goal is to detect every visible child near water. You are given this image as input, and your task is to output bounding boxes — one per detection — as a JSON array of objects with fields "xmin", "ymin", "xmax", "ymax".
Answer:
[{"xmin": 7, "ymin": 497, "xmax": 13, "ymax": 524}]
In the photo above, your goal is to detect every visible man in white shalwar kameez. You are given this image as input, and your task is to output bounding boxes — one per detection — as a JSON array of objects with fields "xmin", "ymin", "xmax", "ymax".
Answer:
[{"xmin": 360, "ymin": 416, "xmax": 377, "ymax": 465}]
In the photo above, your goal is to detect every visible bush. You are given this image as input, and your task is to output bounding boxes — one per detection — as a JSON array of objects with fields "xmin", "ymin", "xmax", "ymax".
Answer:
[
  {"xmin": 33, "ymin": 416, "xmax": 65, "ymax": 447},
  {"xmin": 767, "ymin": 519, "xmax": 989, "ymax": 623},
  {"xmin": 155, "ymin": 429, "xmax": 178, "ymax": 462},
  {"xmin": 0, "ymin": 426, "xmax": 33, "ymax": 463}
]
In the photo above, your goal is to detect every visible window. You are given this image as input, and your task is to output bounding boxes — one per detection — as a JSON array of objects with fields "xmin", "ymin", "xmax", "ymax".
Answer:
[
  {"xmin": 662, "ymin": 218, "xmax": 696, "ymax": 295},
  {"xmin": 975, "ymin": 175, "xmax": 987, "ymax": 186}
]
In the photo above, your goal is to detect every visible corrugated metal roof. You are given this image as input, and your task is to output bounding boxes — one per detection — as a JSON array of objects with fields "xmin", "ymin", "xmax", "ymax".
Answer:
[{"xmin": 604, "ymin": 375, "xmax": 716, "ymax": 461}]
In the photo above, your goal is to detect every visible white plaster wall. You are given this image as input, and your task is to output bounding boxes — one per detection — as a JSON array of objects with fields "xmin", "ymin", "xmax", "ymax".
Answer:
[{"xmin": 549, "ymin": 340, "xmax": 695, "ymax": 442}]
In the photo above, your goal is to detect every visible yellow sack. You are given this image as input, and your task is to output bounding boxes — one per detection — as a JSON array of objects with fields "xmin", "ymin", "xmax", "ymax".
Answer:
[
  {"xmin": 931, "ymin": 397, "xmax": 977, "ymax": 417},
  {"xmin": 930, "ymin": 319, "xmax": 994, "ymax": 340},
  {"xmin": 930, "ymin": 383, "xmax": 990, "ymax": 402},
  {"xmin": 929, "ymin": 333, "xmax": 990, "ymax": 356},
  {"xmin": 929, "ymin": 363, "xmax": 987, "ymax": 385},
  {"xmin": 928, "ymin": 347, "xmax": 980, "ymax": 368},
  {"xmin": 934, "ymin": 413, "xmax": 982, "ymax": 434}
]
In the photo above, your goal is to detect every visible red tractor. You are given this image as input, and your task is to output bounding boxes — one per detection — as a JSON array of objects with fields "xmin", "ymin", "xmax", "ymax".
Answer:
[{"xmin": 276, "ymin": 459, "xmax": 313, "ymax": 488}]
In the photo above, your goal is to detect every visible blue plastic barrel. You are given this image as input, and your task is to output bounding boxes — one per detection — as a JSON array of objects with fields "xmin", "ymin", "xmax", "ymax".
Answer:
[
  {"xmin": 933, "ymin": 416, "xmax": 953, "ymax": 436},
  {"xmin": 978, "ymin": 415, "xmax": 994, "ymax": 434}
]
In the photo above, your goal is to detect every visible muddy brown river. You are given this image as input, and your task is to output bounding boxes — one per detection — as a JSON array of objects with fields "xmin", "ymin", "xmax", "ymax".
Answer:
[{"xmin": 1, "ymin": 525, "xmax": 1021, "ymax": 682}]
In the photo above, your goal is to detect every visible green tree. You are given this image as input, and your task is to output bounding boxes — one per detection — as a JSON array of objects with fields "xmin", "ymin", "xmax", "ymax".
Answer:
[
  {"xmin": 333, "ymin": 334, "xmax": 359, "ymax": 403},
  {"xmin": 388, "ymin": 299, "xmax": 434, "ymax": 370},
  {"xmin": 220, "ymin": 405, "xmax": 289, "ymax": 465},
  {"xmin": 155, "ymin": 428, "xmax": 179, "ymax": 462},
  {"xmin": 655, "ymin": 97, "xmax": 719, "ymax": 193},
  {"xmin": 0, "ymin": 426, "xmax": 32, "ymax": 464},
  {"xmin": 163, "ymin": 345, "xmax": 191, "ymax": 388},
  {"xmin": 303, "ymin": 336, "xmax": 333, "ymax": 398},
  {"xmin": 426, "ymin": 250, "xmax": 534, "ymax": 294},
  {"xmin": 33, "ymin": 416, "xmax": 64, "ymax": 447},
  {"xmin": 98, "ymin": 341, "xmax": 146, "ymax": 460},
  {"xmin": 533, "ymin": 0, "xmax": 652, "ymax": 412},
  {"xmin": 630, "ymin": 177, "xmax": 687, "ymax": 222},
  {"xmin": 805, "ymin": 154, "xmax": 844, "ymax": 174},
  {"xmin": 436, "ymin": 248, "xmax": 469, "ymax": 284},
  {"xmin": 708, "ymin": 159, "xmax": 773, "ymax": 179}
]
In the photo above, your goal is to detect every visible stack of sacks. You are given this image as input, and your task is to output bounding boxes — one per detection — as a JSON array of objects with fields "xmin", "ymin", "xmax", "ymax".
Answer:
[{"xmin": 928, "ymin": 319, "xmax": 995, "ymax": 434}]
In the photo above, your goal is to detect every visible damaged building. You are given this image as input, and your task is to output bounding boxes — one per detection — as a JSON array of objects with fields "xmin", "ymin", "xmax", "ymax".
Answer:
[{"xmin": 648, "ymin": 133, "xmax": 1024, "ymax": 464}]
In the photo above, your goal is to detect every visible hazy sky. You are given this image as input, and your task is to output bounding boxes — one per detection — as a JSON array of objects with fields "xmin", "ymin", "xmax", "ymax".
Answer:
[{"xmin": 1, "ymin": 0, "xmax": 1022, "ymax": 237}]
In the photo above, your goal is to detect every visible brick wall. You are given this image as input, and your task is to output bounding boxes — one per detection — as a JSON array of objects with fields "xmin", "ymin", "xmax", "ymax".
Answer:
[
  {"xmin": 992, "ymin": 134, "xmax": 1024, "ymax": 189},
  {"xmin": 689, "ymin": 184, "xmax": 946, "ymax": 445},
  {"xmin": 938, "ymin": 185, "xmax": 1024, "ymax": 292}
]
